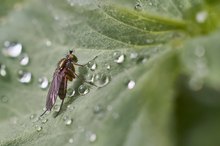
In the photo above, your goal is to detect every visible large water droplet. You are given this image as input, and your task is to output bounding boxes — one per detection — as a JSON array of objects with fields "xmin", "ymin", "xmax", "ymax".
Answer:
[
  {"xmin": 1, "ymin": 95, "xmax": 8, "ymax": 103},
  {"xmin": 18, "ymin": 70, "xmax": 32, "ymax": 83},
  {"xmin": 85, "ymin": 73, "xmax": 95, "ymax": 82},
  {"xmin": 94, "ymin": 73, "xmax": 110, "ymax": 87},
  {"xmin": 78, "ymin": 84, "xmax": 89, "ymax": 95},
  {"xmin": 113, "ymin": 52, "xmax": 125, "ymax": 64},
  {"xmin": 196, "ymin": 11, "xmax": 208, "ymax": 23},
  {"xmin": 87, "ymin": 60, "xmax": 97, "ymax": 71},
  {"xmin": 38, "ymin": 77, "xmax": 49, "ymax": 89},
  {"xmin": 19, "ymin": 54, "xmax": 29, "ymax": 66},
  {"xmin": 2, "ymin": 41, "xmax": 22, "ymax": 57},
  {"xmin": 0, "ymin": 64, "xmax": 7, "ymax": 77},
  {"xmin": 127, "ymin": 80, "xmax": 136, "ymax": 89}
]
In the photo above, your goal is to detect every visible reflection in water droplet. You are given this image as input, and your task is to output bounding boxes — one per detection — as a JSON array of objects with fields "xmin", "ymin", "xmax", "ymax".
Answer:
[
  {"xmin": 113, "ymin": 52, "xmax": 125, "ymax": 64},
  {"xmin": 1, "ymin": 96, "xmax": 8, "ymax": 103},
  {"xmin": 0, "ymin": 64, "xmax": 7, "ymax": 77},
  {"xmin": 85, "ymin": 73, "xmax": 95, "ymax": 82},
  {"xmin": 127, "ymin": 80, "xmax": 136, "ymax": 89},
  {"xmin": 19, "ymin": 54, "xmax": 29, "ymax": 66},
  {"xmin": 94, "ymin": 73, "xmax": 110, "ymax": 87},
  {"xmin": 38, "ymin": 77, "xmax": 49, "ymax": 89},
  {"xmin": 86, "ymin": 131, "xmax": 97, "ymax": 143},
  {"xmin": 35, "ymin": 125, "xmax": 42, "ymax": 132},
  {"xmin": 67, "ymin": 88, "xmax": 76, "ymax": 97},
  {"xmin": 196, "ymin": 11, "xmax": 208, "ymax": 23},
  {"xmin": 18, "ymin": 70, "xmax": 32, "ymax": 83},
  {"xmin": 2, "ymin": 41, "xmax": 22, "ymax": 57},
  {"xmin": 78, "ymin": 84, "xmax": 89, "ymax": 95},
  {"xmin": 87, "ymin": 60, "xmax": 97, "ymax": 71},
  {"xmin": 68, "ymin": 138, "xmax": 74, "ymax": 143}
]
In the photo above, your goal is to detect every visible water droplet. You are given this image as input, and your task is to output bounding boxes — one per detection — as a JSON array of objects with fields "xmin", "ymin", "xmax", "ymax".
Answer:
[
  {"xmin": 68, "ymin": 138, "xmax": 74, "ymax": 143},
  {"xmin": 19, "ymin": 54, "xmax": 29, "ymax": 66},
  {"xmin": 93, "ymin": 104, "xmax": 103, "ymax": 114},
  {"xmin": 18, "ymin": 70, "xmax": 32, "ymax": 83},
  {"xmin": 29, "ymin": 114, "xmax": 38, "ymax": 122},
  {"xmin": 67, "ymin": 105, "xmax": 75, "ymax": 110},
  {"xmin": 45, "ymin": 40, "xmax": 52, "ymax": 47},
  {"xmin": 127, "ymin": 80, "xmax": 136, "ymax": 89},
  {"xmin": 86, "ymin": 131, "xmax": 97, "ymax": 143},
  {"xmin": 53, "ymin": 104, "xmax": 61, "ymax": 112},
  {"xmin": 85, "ymin": 73, "xmax": 95, "ymax": 82},
  {"xmin": 67, "ymin": 88, "xmax": 76, "ymax": 97},
  {"xmin": 38, "ymin": 77, "xmax": 49, "ymax": 89},
  {"xmin": 130, "ymin": 52, "xmax": 138, "ymax": 59},
  {"xmin": 1, "ymin": 96, "xmax": 8, "ymax": 103},
  {"xmin": 196, "ymin": 11, "xmax": 208, "ymax": 23},
  {"xmin": 0, "ymin": 64, "xmax": 7, "ymax": 77},
  {"xmin": 78, "ymin": 84, "xmax": 89, "ymax": 95},
  {"xmin": 105, "ymin": 64, "xmax": 111, "ymax": 70},
  {"xmin": 94, "ymin": 73, "xmax": 110, "ymax": 87},
  {"xmin": 41, "ymin": 118, "xmax": 48, "ymax": 124},
  {"xmin": 134, "ymin": 1, "xmax": 142, "ymax": 11},
  {"xmin": 113, "ymin": 52, "xmax": 125, "ymax": 64},
  {"xmin": 35, "ymin": 125, "xmax": 42, "ymax": 132},
  {"xmin": 2, "ymin": 41, "xmax": 22, "ymax": 57},
  {"xmin": 195, "ymin": 46, "xmax": 205, "ymax": 57},
  {"xmin": 63, "ymin": 116, "xmax": 73, "ymax": 126},
  {"xmin": 87, "ymin": 60, "xmax": 97, "ymax": 71}
]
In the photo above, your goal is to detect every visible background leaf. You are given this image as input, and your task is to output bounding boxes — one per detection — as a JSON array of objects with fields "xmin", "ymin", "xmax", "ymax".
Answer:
[{"xmin": 0, "ymin": 0, "xmax": 220, "ymax": 146}]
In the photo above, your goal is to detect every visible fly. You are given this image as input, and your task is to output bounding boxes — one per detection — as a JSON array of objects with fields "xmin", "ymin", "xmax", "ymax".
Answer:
[{"xmin": 40, "ymin": 50, "xmax": 97, "ymax": 116}]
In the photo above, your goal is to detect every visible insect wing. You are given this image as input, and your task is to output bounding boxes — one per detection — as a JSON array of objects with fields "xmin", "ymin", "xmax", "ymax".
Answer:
[{"xmin": 45, "ymin": 69, "xmax": 64, "ymax": 111}]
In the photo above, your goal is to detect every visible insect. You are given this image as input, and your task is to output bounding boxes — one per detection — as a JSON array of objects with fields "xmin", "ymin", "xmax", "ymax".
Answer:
[{"xmin": 40, "ymin": 50, "xmax": 96, "ymax": 116}]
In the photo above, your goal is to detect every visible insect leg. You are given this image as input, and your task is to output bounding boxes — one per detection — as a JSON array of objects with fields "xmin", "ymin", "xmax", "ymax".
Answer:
[
  {"xmin": 74, "ymin": 56, "xmax": 98, "ymax": 67},
  {"xmin": 40, "ymin": 109, "xmax": 48, "ymax": 117}
]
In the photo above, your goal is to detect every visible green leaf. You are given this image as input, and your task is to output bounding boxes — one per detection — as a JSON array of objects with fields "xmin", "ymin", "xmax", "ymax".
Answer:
[{"xmin": 0, "ymin": 0, "xmax": 220, "ymax": 146}]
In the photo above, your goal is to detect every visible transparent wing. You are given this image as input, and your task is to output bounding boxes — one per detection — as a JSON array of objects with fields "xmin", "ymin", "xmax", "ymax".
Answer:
[{"xmin": 45, "ymin": 69, "xmax": 64, "ymax": 111}]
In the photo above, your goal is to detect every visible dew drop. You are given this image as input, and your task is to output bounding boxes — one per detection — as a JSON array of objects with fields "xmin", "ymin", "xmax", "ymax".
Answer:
[
  {"xmin": 18, "ymin": 70, "xmax": 32, "ymax": 83},
  {"xmin": 38, "ymin": 77, "xmax": 49, "ymax": 89},
  {"xmin": 85, "ymin": 73, "xmax": 95, "ymax": 82},
  {"xmin": 78, "ymin": 84, "xmax": 89, "ymax": 95},
  {"xmin": 105, "ymin": 64, "xmax": 111, "ymax": 70},
  {"xmin": 94, "ymin": 73, "xmax": 110, "ymax": 87},
  {"xmin": 196, "ymin": 11, "xmax": 208, "ymax": 23},
  {"xmin": 35, "ymin": 125, "xmax": 42, "ymax": 132},
  {"xmin": 1, "ymin": 96, "xmax": 8, "ymax": 103},
  {"xmin": 19, "ymin": 54, "xmax": 29, "ymax": 66},
  {"xmin": 45, "ymin": 40, "xmax": 52, "ymax": 47},
  {"xmin": 127, "ymin": 80, "xmax": 136, "ymax": 89},
  {"xmin": 67, "ymin": 88, "xmax": 76, "ymax": 97},
  {"xmin": 41, "ymin": 118, "xmax": 48, "ymax": 124},
  {"xmin": 130, "ymin": 52, "xmax": 138, "ymax": 59},
  {"xmin": 2, "ymin": 41, "xmax": 22, "ymax": 57},
  {"xmin": 63, "ymin": 116, "xmax": 73, "ymax": 126},
  {"xmin": 113, "ymin": 52, "xmax": 125, "ymax": 64},
  {"xmin": 29, "ymin": 114, "xmax": 37, "ymax": 121},
  {"xmin": 53, "ymin": 104, "xmax": 61, "ymax": 112},
  {"xmin": 0, "ymin": 64, "xmax": 7, "ymax": 77},
  {"xmin": 93, "ymin": 104, "xmax": 103, "ymax": 114},
  {"xmin": 87, "ymin": 60, "xmax": 97, "ymax": 71},
  {"xmin": 68, "ymin": 138, "xmax": 74, "ymax": 144},
  {"xmin": 134, "ymin": 1, "xmax": 142, "ymax": 11},
  {"xmin": 86, "ymin": 131, "xmax": 97, "ymax": 143}
]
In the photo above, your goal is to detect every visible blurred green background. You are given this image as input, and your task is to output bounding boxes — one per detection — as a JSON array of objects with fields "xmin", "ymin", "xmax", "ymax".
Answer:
[{"xmin": 0, "ymin": 0, "xmax": 220, "ymax": 146}]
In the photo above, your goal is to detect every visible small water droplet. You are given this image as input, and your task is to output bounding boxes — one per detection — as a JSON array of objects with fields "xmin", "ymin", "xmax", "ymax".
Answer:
[
  {"xmin": 29, "ymin": 114, "xmax": 38, "ymax": 122},
  {"xmin": 1, "ymin": 96, "xmax": 8, "ymax": 103},
  {"xmin": 53, "ymin": 104, "xmax": 61, "ymax": 112},
  {"xmin": 93, "ymin": 104, "xmax": 103, "ymax": 114},
  {"xmin": 19, "ymin": 54, "xmax": 29, "ymax": 66},
  {"xmin": 63, "ymin": 116, "xmax": 73, "ymax": 126},
  {"xmin": 41, "ymin": 118, "xmax": 48, "ymax": 124},
  {"xmin": 87, "ymin": 60, "xmax": 97, "ymax": 71},
  {"xmin": 45, "ymin": 40, "xmax": 52, "ymax": 47},
  {"xmin": 105, "ymin": 64, "xmax": 111, "ymax": 70},
  {"xmin": 38, "ymin": 77, "xmax": 49, "ymax": 89},
  {"xmin": 0, "ymin": 64, "xmax": 7, "ymax": 77},
  {"xmin": 130, "ymin": 52, "xmax": 138, "ymax": 59},
  {"xmin": 67, "ymin": 88, "xmax": 76, "ymax": 97},
  {"xmin": 2, "ymin": 41, "xmax": 23, "ymax": 58},
  {"xmin": 67, "ymin": 105, "xmax": 75, "ymax": 110},
  {"xmin": 35, "ymin": 125, "xmax": 42, "ymax": 132},
  {"xmin": 94, "ymin": 73, "xmax": 110, "ymax": 87},
  {"xmin": 134, "ymin": 1, "xmax": 142, "ymax": 11},
  {"xmin": 68, "ymin": 138, "xmax": 74, "ymax": 144},
  {"xmin": 85, "ymin": 73, "xmax": 95, "ymax": 82},
  {"xmin": 86, "ymin": 131, "xmax": 97, "ymax": 143},
  {"xmin": 18, "ymin": 70, "xmax": 32, "ymax": 83},
  {"xmin": 127, "ymin": 80, "xmax": 136, "ymax": 89},
  {"xmin": 113, "ymin": 52, "xmax": 125, "ymax": 64},
  {"xmin": 78, "ymin": 84, "xmax": 89, "ymax": 95},
  {"xmin": 196, "ymin": 11, "xmax": 208, "ymax": 23}
]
